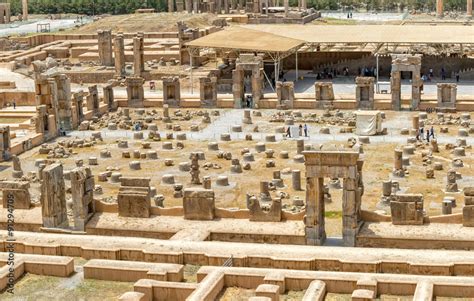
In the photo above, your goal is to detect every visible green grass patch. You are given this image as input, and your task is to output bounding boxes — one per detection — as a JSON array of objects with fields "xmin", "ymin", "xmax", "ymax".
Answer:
[{"xmin": 325, "ymin": 211, "xmax": 343, "ymax": 218}]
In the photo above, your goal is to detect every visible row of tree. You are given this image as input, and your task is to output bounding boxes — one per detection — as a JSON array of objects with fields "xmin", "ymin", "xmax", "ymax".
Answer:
[{"xmin": 3, "ymin": 0, "xmax": 470, "ymax": 16}]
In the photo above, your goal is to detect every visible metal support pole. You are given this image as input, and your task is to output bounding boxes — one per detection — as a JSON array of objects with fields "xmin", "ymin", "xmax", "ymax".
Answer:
[
  {"xmin": 190, "ymin": 52, "xmax": 193, "ymax": 95},
  {"xmin": 376, "ymin": 54, "xmax": 379, "ymax": 94},
  {"xmin": 295, "ymin": 50, "xmax": 298, "ymax": 81},
  {"xmin": 274, "ymin": 59, "xmax": 278, "ymax": 84}
]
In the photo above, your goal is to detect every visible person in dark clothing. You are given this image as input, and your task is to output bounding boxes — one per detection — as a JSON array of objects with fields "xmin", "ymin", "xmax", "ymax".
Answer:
[
  {"xmin": 426, "ymin": 128, "xmax": 430, "ymax": 142},
  {"xmin": 12, "ymin": 100, "xmax": 16, "ymax": 109},
  {"xmin": 304, "ymin": 124, "xmax": 308, "ymax": 137},
  {"xmin": 430, "ymin": 126, "xmax": 435, "ymax": 139},
  {"xmin": 299, "ymin": 124, "xmax": 303, "ymax": 137},
  {"xmin": 286, "ymin": 127, "xmax": 291, "ymax": 138},
  {"xmin": 420, "ymin": 128, "xmax": 424, "ymax": 140}
]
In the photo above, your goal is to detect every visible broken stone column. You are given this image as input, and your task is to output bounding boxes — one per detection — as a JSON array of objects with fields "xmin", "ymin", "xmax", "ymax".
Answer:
[
  {"xmin": 445, "ymin": 169, "xmax": 458, "ymax": 192},
  {"xmin": 260, "ymin": 181, "xmax": 271, "ymax": 201},
  {"xmin": 70, "ymin": 167, "xmax": 95, "ymax": 231},
  {"xmin": 463, "ymin": 187, "xmax": 474, "ymax": 227},
  {"xmin": 242, "ymin": 109, "xmax": 252, "ymax": 124},
  {"xmin": 292, "ymin": 170, "xmax": 301, "ymax": 190},
  {"xmin": 412, "ymin": 115, "xmax": 419, "ymax": 130},
  {"xmin": 133, "ymin": 33, "xmax": 145, "ymax": 77},
  {"xmin": 168, "ymin": 0, "xmax": 174, "ymax": 12},
  {"xmin": 393, "ymin": 149, "xmax": 404, "ymax": 177},
  {"xmin": 11, "ymin": 155, "xmax": 23, "ymax": 178},
  {"xmin": 41, "ymin": 163, "xmax": 68, "ymax": 228},
  {"xmin": 284, "ymin": 0, "xmax": 289, "ymax": 16},
  {"xmin": 296, "ymin": 139, "xmax": 304, "ymax": 154},
  {"xmin": 114, "ymin": 33, "xmax": 126, "ymax": 77},
  {"xmin": 203, "ymin": 176, "xmax": 211, "ymax": 189},
  {"xmin": 97, "ymin": 30, "xmax": 113, "ymax": 66},
  {"xmin": 190, "ymin": 152, "xmax": 201, "ymax": 184}
]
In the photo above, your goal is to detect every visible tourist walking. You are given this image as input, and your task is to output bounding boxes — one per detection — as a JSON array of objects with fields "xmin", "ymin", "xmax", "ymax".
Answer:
[
  {"xmin": 430, "ymin": 126, "xmax": 435, "ymax": 139},
  {"xmin": 426, "ymin": 128, "xmax": 430, "ymax": 142},
  {"xmin": 455, "ymin": 71, "xmax": 460, "ymax": 83},
  {"xmin": 299, "ymin": 124, "xmax": 303, "ymax": 137},
  {"xmin": 286, "ymin": 127, "xmax": 291, "ymax": 138},
  {"xmin": 304, "ymin": 124, "xmax": 308, "ymax": 137}
]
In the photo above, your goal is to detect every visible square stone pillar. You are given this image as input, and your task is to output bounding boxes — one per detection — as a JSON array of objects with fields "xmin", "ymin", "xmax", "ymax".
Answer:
[
  {"xmin": 168, "ymin": 0, "xmax": 174, "ymax": 12},
  {"xmin": 468, "ymin": 0, "xmax": 473, "ymax": 17},
  {"xmin": 390, "ymin": 71, "xmax": 401, "ymax": 111},
  {"xmin": 436, "ymin": 0, "xmax": 443, "ymax": 18},
  {"xmin": 232, "ymin": 69, "xmax": 244, "ymax": 108},
  {"xmin": 114, "ymin": 34, "xmax": 125, "ymax": 77},
  {"xmin": 342, "ymin": 178, "xmax": 358, "ymax": 247},
  {"xmin": 305, "ymin": 177, "xmax": 326, "ymax": 245},
  {"xmin": 284, "ymin": 0, "xmax": 289, "ymax": 17},
  {"xmin": 97, "ymin": 30, "xmax": 113, "ymax": 66},
  {"xmin": 22, "ymin": 0, "xmax": 28, "ymax": 21},
  {"xmin": 70, "ymin": 167, "xmax": 95, "ymax": 231},
  {"xmin": 186, "ymin": 0, "xmax": 192, "ymax": 12},
  {"xmin": 41, "ymin": 163, "xmax": 68, "ymax": 228}
]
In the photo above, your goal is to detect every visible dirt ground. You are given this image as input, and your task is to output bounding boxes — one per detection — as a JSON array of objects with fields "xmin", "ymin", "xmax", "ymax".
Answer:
[{"xmin": 68, "ymin": 12, "xmax": 220, "ymax": 34}]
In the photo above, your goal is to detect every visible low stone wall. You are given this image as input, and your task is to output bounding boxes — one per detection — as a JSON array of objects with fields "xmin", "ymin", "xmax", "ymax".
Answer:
[
  {"xmin": 0, "ymin": 253, "xmax": 74, "ymax": 290},
  {"xmin": 3, "ymin": 232, "xmax": 474, "ymax": 276},
  {"xmin": 83, "ymin": 259, "xmax": 183, "ymax": 282}
]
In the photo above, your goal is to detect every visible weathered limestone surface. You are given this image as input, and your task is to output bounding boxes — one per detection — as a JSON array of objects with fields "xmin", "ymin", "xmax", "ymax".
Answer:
[
  {"xmin": 41, "ymin": 163, "xmax": 68, "ymax": 228},
  {"xmin": 0, "ymin": 181, "xmax": 31, "ymax": 209},
  {"xmin": 117, "ymin": 177, "xmax": 151, "ymax": 218},
  {"xmin": 183, "ymin": 189, "xmax": 215, "ymax": 220},
  {"xmin": 390, "ymin": 194, "xmax": 424, "ymax": 225}
]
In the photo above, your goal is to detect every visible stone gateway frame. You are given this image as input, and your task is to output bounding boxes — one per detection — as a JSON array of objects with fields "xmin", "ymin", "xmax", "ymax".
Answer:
[
  {"xmin": 303, "ymin": 151, "xmax": 364, "ymax": 247},
  {"xmin": 390, "ymin": 54, "xmax": 422, "ymax": 111}
]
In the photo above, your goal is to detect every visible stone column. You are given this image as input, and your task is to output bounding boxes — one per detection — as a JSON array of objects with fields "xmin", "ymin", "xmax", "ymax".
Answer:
[
  {"xmin": 284, "ymin": 0, "xmax": 289, "ymax": 17},
  {"xmin": 390, "ymin": 71, "xmax": 401, "ymax": 111},
  {"xmin": 193, "ymin": 0, "xmax": 199, "ymax": 13},
  {"xmin": 394, "ymin": 150, "xmax": 403, "ymax": 170},
  {"xmin": 133, "ymin": 33, "xmax": 145, "ymax": 77},
  {"xmin": 114, "ymin": 34, "xmax": 125, "ymax": 77},
  {"xmin": 168, "ymin": 0, "xmax": 174, "ymax": 12},
  {"xmin": 296, "ymin": 139, "xmax": 304, "ymax": 154},
  {"xmin": 305, "ymin": 177, "xmax": 325, "ymax": 245},
  {"xmin": 186, "ymin": 0, "xmax": 192, "ymax": 12},
  {"xmin": 412, "ymin": 116, "xmax": 419, "ymax": 130},
  {"xmin": 224, "ymin": 0, "xmax": 230, "ymax": 14},
  {"xmin": 203, "ymin": 176, "xmax": 211, "ymax": 189},
  {"xmin": 382, "ymin": 180, "xmax": 392, "ymax": 197},
  {"xmin": 260, "ymin": 181, "xmax": 271, "ymax": 201},
  {"xmin": 98, "ymin": 30, "xmax": 113, "ymax": 66},
  {"xmin": 436, "ymin": 0, "xmax": 443, "ymax": 18},
  {"xmin": 342, "ymin": 178, "xmax": 358, "ymax": 247},
  {"xmin": 22, "ymin": 0, "xmax": 28, "ymax": 21},
  {"xmin": 302, "ymin": 0, "xmax": 306, "ymax": 9},
  {"xmin": 468, "ymin": 0, "xmax": 473, "ymax": 17},
  {"xmin": 292, "ymin": 170, "xmax": 301, "ymax": 190}
]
